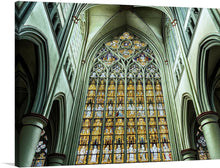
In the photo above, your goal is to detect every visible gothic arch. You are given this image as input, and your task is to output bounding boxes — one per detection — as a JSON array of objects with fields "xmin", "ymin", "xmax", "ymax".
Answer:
[
  {"xmin": 30, "ymin": 93, "xmax": 66, "ymax": 166},
  {"xmin": 83, "ymin": 26, "xmax": 173, "ymax": 131},
  {"xmin": 80, "ymin": 28, "xmax": 170, "ymax": 122},
  {"xmin": 85, "ymin": 26, "xmax": 167, "ymax": 75},
  {"xmin": 15, "ymin": 27, "xmax": 50, "ymax": 166},
  {"xmin": 15, "ymin": 55, "xmax": 34, "ymax": 124},
  {"xmin": 210, "ymin": 74, "xmax": 220, "ymax": 113},
  {"xmin": 197, "ymin": 33, "xmax": 220, "ymax": 113},
  {"xmin": 74, "ymin": 30, "xmax": 177, "ymax": 164},
  {"xmin": 15, "ymin": 26, "xmax": 50, "ymax": 116},
  {"xmin": 180, "ymin": 93, "xmax": 211, "ymax": 160},
  {"xmin": 181, "ymin": 93, "xmax": 197, "ymax": 150},
  {"xmin": 47, "ymin": 93, "xmax": 66, "ymax": 155}
]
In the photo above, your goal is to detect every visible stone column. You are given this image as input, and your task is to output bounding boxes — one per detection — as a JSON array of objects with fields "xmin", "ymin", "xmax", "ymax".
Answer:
[
  {"xmin": 47, "ymin": 153, "xmax": 66, "ymax": 166},
  {"xmin": 17, "ymin": 114, "xmax": 48, "ymax": 167},
  {"xmin": 197, "ymin": 111, "xmax": 220, "ymax": 159},
  {"xmin": 181, "ymin": 148, "xmax": 197, "ymax": 161}
]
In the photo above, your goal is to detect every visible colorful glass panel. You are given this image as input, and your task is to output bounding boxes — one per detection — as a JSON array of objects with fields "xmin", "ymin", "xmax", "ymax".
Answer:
[
  {"xmin": 105, "ymin": 32, "xmax": 147, "ymax": 60},
  {"xmin": 99, "ymin": 52, "xmax": 118, "ymax": 66},
  {"xmin": 31, "ymin": 130, "xmax": 48, "ymax": 167},
  {"xmin": 134, "ymin": 52, "xmax": 153, "ymax": 66},
  {"xmin": 76, "ymin": 32, "xmax": 172, "ymax": 165},
  {"xmin": 196, "ymin": 126, "xmax": 210, "ymax": 160}
]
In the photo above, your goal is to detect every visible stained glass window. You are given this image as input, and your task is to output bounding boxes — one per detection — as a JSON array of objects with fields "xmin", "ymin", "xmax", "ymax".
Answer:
[
  {"xmin": 31, "ymin": 130, "xmax": 48, "ymax": 167},
  {"xmin": 196, "ymin": 126, "xmax": 210, "ymax": 160},
  {"xmin": 76, "ymin": 32, "xmax": 172, "ymax": 164}
]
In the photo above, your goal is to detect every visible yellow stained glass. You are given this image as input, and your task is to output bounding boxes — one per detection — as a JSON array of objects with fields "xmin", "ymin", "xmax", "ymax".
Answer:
[{"xmin": 76, "ymin": 32, "xmax": 172, "ymax": 165}]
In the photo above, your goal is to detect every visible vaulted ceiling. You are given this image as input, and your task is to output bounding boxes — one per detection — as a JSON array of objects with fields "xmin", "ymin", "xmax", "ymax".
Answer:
[{"xmin": 86, "ymin": 5, "xmax": 169, "ymax": 46}]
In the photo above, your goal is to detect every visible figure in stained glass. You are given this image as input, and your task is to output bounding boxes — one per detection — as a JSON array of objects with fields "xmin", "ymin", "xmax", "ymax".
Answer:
[
  {"xmin": 115, "ymin": 145, "xmax": 122, "ymax": 161},
  {"xmin": 138, "ymin": 125, "xmax": 146, "ymax": 134},
  {"xmin": 137, "ymin": 118, "xmax": 146, "ymax": 126},
  {"xmin": 78, "ymin": 146, "xmax": 87, "ymax": 163},
  {"xmin": 85, "ymin": 104, "xmax": 92, "ymax": 117},
  {"xmin": 163, "ymin": 143, "xmax": 171, "ymax": 160},
  {"xmin": 116, "ymin": 104, "xmax": 124, "ymax": 117},
  {"xmin": 96, "ymin": 104, "xmax": 104, "ymax": 117},
  {"xmin": 108, "ymin": 104, "xmax": 113, "ymax": 116},
  {"xmin": 90, "ymin": 145, "xmax": 98, "ymax": 163},
  {"xmin": 100, "ymin": 52, "xmax": 118, "ymax": 66},
  {"xmin": 103, "ymin": 145, "xmax": 111, "ymax": 163},
  {"xmin": 128, "ymin": 144, "xmax": 135, "ymax": 161},
  {"xmin": 140, "ymin": 144, "xmax": 147, "ymax": 161},
  {"xmin": 115, "ymin": 126, "xmax": 124, "ymax": 134},
  {"xmin": 149, "ymin": 103, "xmax": 154, "ymax": 116},
  {"xmin": 76, "ymin": 31, "xmax": 172, "ymax": 164},
  {"xmin": 157, "ymin": 103, "xmax": 164, "ymax": 116},
  {"xmin": 151, "ymin": 144, "xmax": 159, "ymax": 161}
]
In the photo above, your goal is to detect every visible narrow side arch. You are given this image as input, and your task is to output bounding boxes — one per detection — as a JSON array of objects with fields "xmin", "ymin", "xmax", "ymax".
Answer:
[
  {"xmin": 181, "ymin": 93, "xmax": 197, "ymax": 150},
  {"xmin": 16, "ymin": 26, "xmax": 50, "ymax": 115},
  {"xmin": 197, "ymin": 33, "xmax": 220, "ymax": 112},
  {"xmin": 46, "ymin": 93, "xmax": 66, "ymax": 155}
]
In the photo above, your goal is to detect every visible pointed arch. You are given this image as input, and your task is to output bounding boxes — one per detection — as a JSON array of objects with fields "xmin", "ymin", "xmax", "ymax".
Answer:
[
  {"xmin": 15, "ymin": 55, "xmax": 33, "ymax": 124},
  {"xmin": 181, "ymin": 93, "xmax": 211, "ymax": 160},
  {"xmin": 31, "ymin": 93, "xmax": 66, "ymax": 166},
  {"xmin": 197, "ymin": 33, "xmax": 220, "ymax": 112},
  {"xmin": 49, "ymin": 93, "xmax": 66, "ymax": 154},
  {"xmin": 181, "ymin": 93, "xmax": 196, "ymax": 149},
  {"xmin": 15, "ymin": 26, "xmax": 50, "ymax": 115},
  {"xmin": 85, "ymin": 26, "xmax": 166, "ymax": 71},
  {"xmin": 75, "ymin": 31, "xmax": 173, "ymax": 164}
]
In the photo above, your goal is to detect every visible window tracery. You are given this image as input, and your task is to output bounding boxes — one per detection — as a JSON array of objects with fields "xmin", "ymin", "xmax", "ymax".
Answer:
[{"xmin": 76, "ymin": 32, "xmax": 172, "ymax": 164}]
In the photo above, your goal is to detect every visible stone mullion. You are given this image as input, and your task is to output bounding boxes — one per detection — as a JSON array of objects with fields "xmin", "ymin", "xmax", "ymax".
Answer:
[
  {"xmin": 68, "ymin": 68, "xmax": 72, "ymax": 81},
  {"xmin": 112, "ymin": 78, "xmax": 118, "ymax": 163},
  {"xmin": 190, "ymin": 10, "xmax": 197, "ymax": 27},
  {"xmin": 99, "ymin": 76, "xmax": 108, "ymax": 163},
  {"xmin": 134, "ymin": 79, "xmax": 138, "ymax": 162},
  {"xmin": 144, "ymin": 73, "xmax": 151, "ymax": 162},
  {"xmin": 153, "ymin": 78, "xmax": 163, "ymax": 161},
  {"xmin": 86, "ymin": 78, "xmax": 99, "ymax": 164},
  {"xmin": 187, "ymin": 21, "xmax": 194, "ymax": 37},
  {"xmin": 124, "ymin": 74, "xmax": 128, "ymax": 162}
]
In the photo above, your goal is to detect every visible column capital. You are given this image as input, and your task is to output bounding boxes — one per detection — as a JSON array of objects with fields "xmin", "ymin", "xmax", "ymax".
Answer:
[
  {"xmin": 22, "ymin": 113, "xmax": 48, "ymax": 130},
  {"xmin": 47, "ymin": 153, "xmax": 66, "ymax": 159},
  {"xmin": 47, "ymin": 153, "xmax": 66, "ymax": 166},
  {"xmin": 181, "ymin": 148, "xmax": 197, "ymax": 160},
  {"xmin": 196, "ymin": 111, "xmax": 219, "ymax": 128},
  {"xmin": 181, "ymin": 148, "xmax": 197, "ymax": 155}
]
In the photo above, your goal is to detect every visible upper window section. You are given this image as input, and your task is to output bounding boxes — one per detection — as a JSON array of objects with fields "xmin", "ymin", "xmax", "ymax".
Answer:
[{"xmin": 95, "ymin": 32, "xmax": 156, "ymax": 66}]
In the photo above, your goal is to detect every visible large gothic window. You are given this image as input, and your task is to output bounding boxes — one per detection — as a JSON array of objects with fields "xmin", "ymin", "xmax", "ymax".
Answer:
[{"xmin": 76, "ymin": 32, "xmax": 172, "ymax": 164}]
